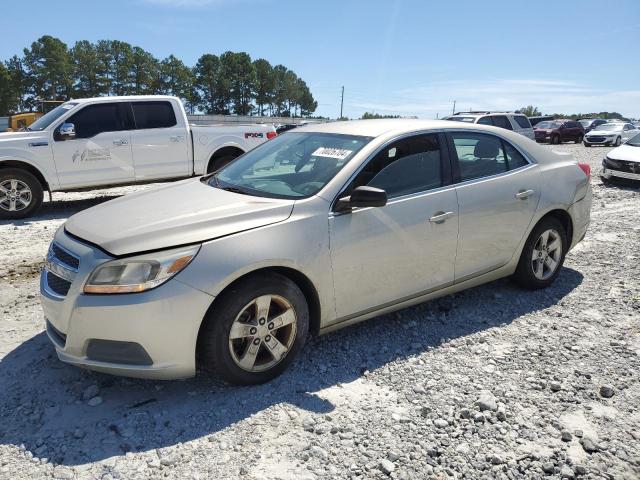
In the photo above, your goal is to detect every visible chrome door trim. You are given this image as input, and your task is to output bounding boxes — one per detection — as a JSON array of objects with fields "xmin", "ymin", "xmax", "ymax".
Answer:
[{"xmin": 450, "ymin": 163, "xmax": 538, "ymax": 190}]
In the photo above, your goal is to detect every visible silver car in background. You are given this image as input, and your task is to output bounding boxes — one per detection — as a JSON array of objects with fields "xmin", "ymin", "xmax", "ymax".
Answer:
[
  {"xmin": 584, "ymin": 122, "xmax": 639, "ymax": 147},
  {"xmin": 40, "ymin": 120, "xmax": 592, "ymax": 384}
]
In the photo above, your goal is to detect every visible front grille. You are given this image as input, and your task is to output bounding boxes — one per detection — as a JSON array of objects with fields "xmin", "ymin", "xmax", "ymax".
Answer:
[
  {"xmin": 52, "ymin": 243, "xmax": 79, "ymax": 270},
  {"xmin": 47, "ymin": 271, "xmax": 71, "ymax": 296},
  {"xmin": 605, "ymin": 158, "xmax": 640, "ymax": 174},
  {"xmin": 587, "ymin": 136, "xmax": 607, "ymax": 143}
]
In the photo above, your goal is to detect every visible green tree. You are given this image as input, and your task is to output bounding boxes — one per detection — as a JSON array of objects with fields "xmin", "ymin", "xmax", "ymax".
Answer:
[
  {"xmin": 219, "ymin": 51, "xmax": 255, "ymax": 115},
  {"xmin": 130, "ymin": 46, "xmax": 160, "ymax": 95},
  {"xmin": 252, "ymin": 58, "xmax": 274, "ymax": 116},
  {"xmin": 0, "ymin": 63, "xmax": 14, "ymax": 115},
  {"xmin": 194, "ymin": 53, "xmax": 230, "ymax": 114},
  {"xmin": 361, "ymin": 112, "xmax": 400, "ymax": 119},
  {"xmin": 271, "ymin": 65, "xmax": 290, "ymax": 116},
  {"xmin": 71, "ymin": 40, "xmax": 105, "ymax": 97},
  {"xmin": 159, "ymin": 55, "xmax": 197, "ymax": 112},
  {"xmin": 22, "ymin": 35, "xmax": 74, "ymax": 106},
  {"xmin": 518, "ymin": 105, "xmax": 541, "ymax": 117},
  {"xmin": 4, "ymin": 56, "xmax": 27, "ymax": 113},
  {"xmin": 298, "ymin": 80, "xmax": 317, "ymax": 117}
]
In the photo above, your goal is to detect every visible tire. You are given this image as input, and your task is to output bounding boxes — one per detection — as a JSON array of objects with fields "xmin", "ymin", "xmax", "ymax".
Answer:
[
  {"xmin": 551, "ymin": 135, "xmax": 560, "ymax": 145},
  {"xmin": 583, "ymin": 142, "xmax": 591, "ymax": 147},
  {"xmin": 206, "ymin": 154, "xmax": 240, "ymax": 174},
  {"xmin": 0, "ymin": 168, "xmax": 44, "ymax": 220},
  {"xmin": 576, "ymin": 135, "xmax": 583, "ymax": 144},
  {"xmin": 512, "ymin": 217, "xmax": 567, "ymax": 290},
  {"xmin": 198, "ymin": 272, "xmax": 309, "ymax": 385},
  {"xmin": 614, "ymin": 137, "xmax": 622, "ymax": 147}
]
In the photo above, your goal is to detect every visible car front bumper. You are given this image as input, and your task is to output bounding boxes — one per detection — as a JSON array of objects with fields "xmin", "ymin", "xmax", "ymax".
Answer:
[
  {"xmin": 40, "ymin": 229, "xmax": 214, "ymax": 380},
  {"xmin": 601, "ymin": 167, "xmax": 640, "ymax": 181}
]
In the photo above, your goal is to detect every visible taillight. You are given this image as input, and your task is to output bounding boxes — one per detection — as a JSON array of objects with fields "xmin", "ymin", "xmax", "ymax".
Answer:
[
  {"xmin": 267, "ymin": 131, "xmax": 277, "ymax": 140},
  {"xmin": 578, "ymin": 162, "xmax": 591, "ymax": 178}
]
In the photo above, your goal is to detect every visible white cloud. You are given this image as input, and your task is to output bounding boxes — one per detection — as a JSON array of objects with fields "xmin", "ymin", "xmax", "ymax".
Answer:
[{"xmin": 344, "ymin": 79, "xmax": 640, "ymax": 119}]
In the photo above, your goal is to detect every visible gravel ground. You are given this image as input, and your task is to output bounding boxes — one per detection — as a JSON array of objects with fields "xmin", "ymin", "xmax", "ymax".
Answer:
[{"xmin": 0, "ymin": 143, "xmax": 638, "ymax": 480}]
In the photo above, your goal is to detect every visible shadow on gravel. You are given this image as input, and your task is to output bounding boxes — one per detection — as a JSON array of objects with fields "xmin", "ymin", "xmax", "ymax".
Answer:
[
  {"xmin": 1, "ymin": 195, "xmax": 121, "ymax": 226},
  {"xmin": 0, "ymin": 267, "xmax": 583, "ymax": 465}
]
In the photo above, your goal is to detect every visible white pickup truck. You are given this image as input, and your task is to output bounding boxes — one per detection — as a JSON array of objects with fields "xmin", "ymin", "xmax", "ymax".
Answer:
[{"xmin": 0, "ymin": 95, "xmax": 276, "ymax": 219}]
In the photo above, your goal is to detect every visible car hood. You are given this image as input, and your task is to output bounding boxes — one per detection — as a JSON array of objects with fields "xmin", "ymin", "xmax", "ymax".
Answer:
[
  {"xmin": 0, "ymin": 131, "xmax": 47, "ymax": 148},
  {"xmin": 608, "ymin": 144, "xmax": 640, "ymax": 162},
  {"xmin": 586, "ymin": 130, "xmax": 618, "ymax": 136},
  {"xmin": 65, "ymin": 178, "xmax": 295, "ymax": 256}
]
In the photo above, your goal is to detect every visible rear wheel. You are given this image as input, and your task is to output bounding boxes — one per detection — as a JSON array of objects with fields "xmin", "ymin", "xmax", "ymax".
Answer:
[
  {"xmin": 512, "ymin": 217, "xmax": 567, "ymax": 289},
  {"xmin": 206, "ymin": 154, "xmax": 240, "ymax": 174},
  {"xmin": 198, "ymin": 272, "xmax": 309, "ymax": 385},
  {"xmin": 0, "ymin": 168, "xmax": 44, "ymax": 220}
]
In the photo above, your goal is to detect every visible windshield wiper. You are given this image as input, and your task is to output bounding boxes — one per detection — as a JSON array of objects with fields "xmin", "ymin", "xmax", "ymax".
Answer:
[{"xmin": 220, "ymin": 186, "xmax": 250, "ymax": 195}]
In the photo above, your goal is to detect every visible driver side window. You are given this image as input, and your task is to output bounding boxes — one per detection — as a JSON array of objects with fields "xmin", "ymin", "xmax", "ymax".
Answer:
[
  {"xmin": 62, "ymin": 103, "xmax": 127, "ymax": 140},
  {"xmin": 350, "ymin": 134, "xmax": 443, "ymax": 199}
]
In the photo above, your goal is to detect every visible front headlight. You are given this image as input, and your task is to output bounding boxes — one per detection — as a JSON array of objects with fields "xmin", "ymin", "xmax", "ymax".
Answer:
[{"xmin": 84, "ymin": 245, "xmax": 200, "ymax": 294}]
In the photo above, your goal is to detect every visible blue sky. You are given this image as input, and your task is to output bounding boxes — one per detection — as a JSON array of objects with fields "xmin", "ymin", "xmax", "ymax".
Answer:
[{"xmin": 1, "ymin": 0, "xmax": 639, "ymax": 118}]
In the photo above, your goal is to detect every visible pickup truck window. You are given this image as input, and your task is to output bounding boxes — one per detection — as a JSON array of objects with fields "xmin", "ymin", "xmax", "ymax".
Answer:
[
  {"xmin": 28, "ymin": 103, "xmax": 78, "ymax": 131},
  {"xmin": 64, "ymin": 103, "xmax": 127, "ymax": 139},
  {"xmin": 132, "ymin": 101, "xmax": 177, "ymax": 129},
  {"xmin": 211, "ymin": 132, "xmax": 372, "ymax": 199}
]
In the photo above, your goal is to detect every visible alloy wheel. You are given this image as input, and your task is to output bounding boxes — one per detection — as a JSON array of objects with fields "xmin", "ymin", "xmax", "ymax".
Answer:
[
  {"xmin": 531, "ymin": 229, "xmax": 562, "ymax": 280},
  {"xmin": 228, "ymin": 294, "xmax": 297, "ymax": 372},
  {"xmin": 0, "ymin": 179, "xmax": 32, "ymax": 212}
]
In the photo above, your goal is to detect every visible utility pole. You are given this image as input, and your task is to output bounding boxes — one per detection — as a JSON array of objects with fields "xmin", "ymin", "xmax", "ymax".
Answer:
[
  {"xmin": 452, "ymin": 100, "xmax": 456, "ymax": 115},
  {"xmin": 340, "ymin": 86, "xmax": 344, "ymax": 119}
]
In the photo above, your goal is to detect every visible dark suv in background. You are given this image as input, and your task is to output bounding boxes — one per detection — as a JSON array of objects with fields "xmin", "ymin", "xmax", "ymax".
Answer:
[
  {"xmin": 579, "ymin": 118, "xmax": 607, "ymax": 133},
  {"xmin": 534, "ymin": 119, "xmax": 585, "ymax": 144}
]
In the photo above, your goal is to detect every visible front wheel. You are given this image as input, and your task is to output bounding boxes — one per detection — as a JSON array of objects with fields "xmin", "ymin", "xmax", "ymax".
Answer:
[
  {"xmin": 551, "ymin": 135, "xmax": 560, "ymax": 145},
  {"xmin": 0, "ymin": 168, "xmax": 44, "ymax": 220},
  {"xmin": 583, "ymin": 142, "xmax": 591, "ymax": 147},
  {"xmin": 198, "ymin": 272, "xmax": 309, "ymax": 385},
  {"xmin": 615, "ymin": 136, "xmax": 622, "ymax": 146},
  {"xmin": 576, "ymin": 135, "xmax": 583, "ymax": 144},
  {"xmin": 512, "ymin": 217, "xmax": 567, "ymax": 290}
]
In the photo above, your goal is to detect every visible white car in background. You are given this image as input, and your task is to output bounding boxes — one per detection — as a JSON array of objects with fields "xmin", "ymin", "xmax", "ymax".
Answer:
[
  {"xmin": 583, "ymin": 122, "xmax": 639, "ymax": 147},
  {"xmin": 443, "ymin": 112, "xmax": 535, "ymax": 140},
  {"xmin": 601, "ymin": 133, "xmax": 640, "ymax": 183}
]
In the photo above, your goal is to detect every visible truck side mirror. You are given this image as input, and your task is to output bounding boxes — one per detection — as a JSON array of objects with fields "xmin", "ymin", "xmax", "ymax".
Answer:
[{"xmin": 58, "ymin": 123, "xmax": 76, "ymax": 140}]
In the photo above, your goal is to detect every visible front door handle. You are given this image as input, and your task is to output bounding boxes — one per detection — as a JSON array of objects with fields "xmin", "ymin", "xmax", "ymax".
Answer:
[
  {"xmin": 429, "ymin": 211, "xmax": 454, "ymax": 224},
  {"xmin": 113, "ymin": 139, "xmax": 128, "ymax": 146},
  {"xmin": 515, "ymin": 189, "xmax": 535, "ymax": 200}
]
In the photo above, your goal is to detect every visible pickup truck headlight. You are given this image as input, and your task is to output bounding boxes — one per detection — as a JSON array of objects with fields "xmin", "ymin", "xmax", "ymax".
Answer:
[{"xmin": 84, "ymin": 245, "xmax": 200, "ymax": 294}]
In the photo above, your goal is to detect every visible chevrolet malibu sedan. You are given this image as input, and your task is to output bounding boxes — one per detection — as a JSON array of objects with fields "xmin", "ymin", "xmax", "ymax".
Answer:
[
  {"xmin": 601, "ymin": 132, "xmax": 640, "ymax": 183},
  {"xmin": 41, "ymin": 120, "xmax": 592, "ymax": 385},
  {"xmin": 584, "ymin": 122, "xmax": 638, "ymax": 147}
]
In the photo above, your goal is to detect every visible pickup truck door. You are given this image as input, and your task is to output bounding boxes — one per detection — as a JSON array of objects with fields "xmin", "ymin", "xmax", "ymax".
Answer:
[
  {"xmin": 52, "ymin": 102, "xmax": 134, "ymax": 188},
  {"xmin": 129, "ymin": 101, "xmax": 191, "ymax": 180}
]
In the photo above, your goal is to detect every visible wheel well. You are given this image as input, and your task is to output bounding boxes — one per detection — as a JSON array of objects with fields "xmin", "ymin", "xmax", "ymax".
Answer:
[
  {"xmin": 207, "ymin": 146, "xmax": 245, "ymax": 173},
  {"xmin": 540, "ymin": 209, "xmax": 573, "ymax": 245},
  {"xmin": 197, "ymin": 266, "xmax": 321, "ymax": 348},
  {"xmin": 0, "ymin": 161, "xmax": 49, "ymax": 191}
]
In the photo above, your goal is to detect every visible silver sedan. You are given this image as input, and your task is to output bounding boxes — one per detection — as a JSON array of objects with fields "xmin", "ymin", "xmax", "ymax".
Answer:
[{"xmin": 40, "ymin": 120, "xmax": 592, "ymax": 384}]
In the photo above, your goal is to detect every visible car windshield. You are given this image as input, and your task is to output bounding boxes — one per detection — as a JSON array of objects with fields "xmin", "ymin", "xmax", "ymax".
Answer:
[
  {"xmin": 209, "ymin": 132, "xmax": 373, "ymax": 199},
  {"xmin": 578, "ymin": 120, "xmax": 592, "ymax": 126},
  {"xmin": 536, "ymin": 121, "xmax": 560, "ymax": 129},
  {"xmin": 595, "ymin": 124, "xmax": 623, "ymax": 131},
  {"xmin": 27, "ymin": 102, "xmax": 78, "ymax": 131},
  {"xmin": 626, "ymin": 133, "xmax": 640, "ymax": 146},
  {"xmin": 447, "ymin": 116, "xmax": 476, "ymax": 123}
]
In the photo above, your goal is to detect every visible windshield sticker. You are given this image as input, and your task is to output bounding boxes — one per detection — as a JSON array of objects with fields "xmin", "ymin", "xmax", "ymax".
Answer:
[{"xmin": 311, "ymin": 147, "xmax": 353, "ymax": 160}]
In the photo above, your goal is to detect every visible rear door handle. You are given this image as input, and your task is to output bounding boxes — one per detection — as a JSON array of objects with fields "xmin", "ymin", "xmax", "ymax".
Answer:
[
  {"xmin": 515, "ymin": 189, "xmax": 535, "ymax": 199},
  {"xmin": 429, "ymin": 211, "xmax": 454, "ymax": 224},
  {"xmin": 113, "ymin": 139, "xmax": 128, "ymax": 146}
]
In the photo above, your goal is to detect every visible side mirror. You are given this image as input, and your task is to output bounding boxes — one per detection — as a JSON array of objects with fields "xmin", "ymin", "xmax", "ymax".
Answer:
[
  {"xmin": 58, "ymin": 123, "xmax": 76, "ymax": 140},
  {"xmin": 336, "ymin": 186, "xmax": 387, "ymax": 211}
]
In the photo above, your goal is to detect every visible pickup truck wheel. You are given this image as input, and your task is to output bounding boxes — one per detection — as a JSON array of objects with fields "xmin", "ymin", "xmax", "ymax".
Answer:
[
  {"xmin": 511, "ymin": 217, "xmax": 567, "ymax": 290},
  {"xmin": 207, "ymin": 154, "xmax": 238, "ymax": 174},
  {"xmin": 198, "ymin": 272, "xmax": 309, "ymax": 385},
  {"xmin": 0, "ymin": 169, "xmax": 44, "ymax": 220}
]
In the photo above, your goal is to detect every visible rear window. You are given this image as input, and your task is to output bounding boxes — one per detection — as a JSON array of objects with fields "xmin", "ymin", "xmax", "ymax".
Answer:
[
  {"xmin": 447, "ymin": 116, "xmax": 477, "ymax": 123},
  {"xmin": 132, "ymin": 101, "xmax": 177, "ymax": 129},
  {"xmin": 491, "ymin": 115, "xmax": 513, "ymax": 130},
  {"xmin": 513, "ymin": 115, "xmax": 531, "ymax": 129}
]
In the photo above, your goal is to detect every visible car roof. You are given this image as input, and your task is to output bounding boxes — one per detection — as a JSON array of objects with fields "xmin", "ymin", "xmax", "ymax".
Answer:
[
  {"xmin": 66, "ymin": 95, "xmax": 179, "ymax": 104},
  {"xmin": 293, "ymin": 119, "xmax": 467, "ymax": 137}
]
